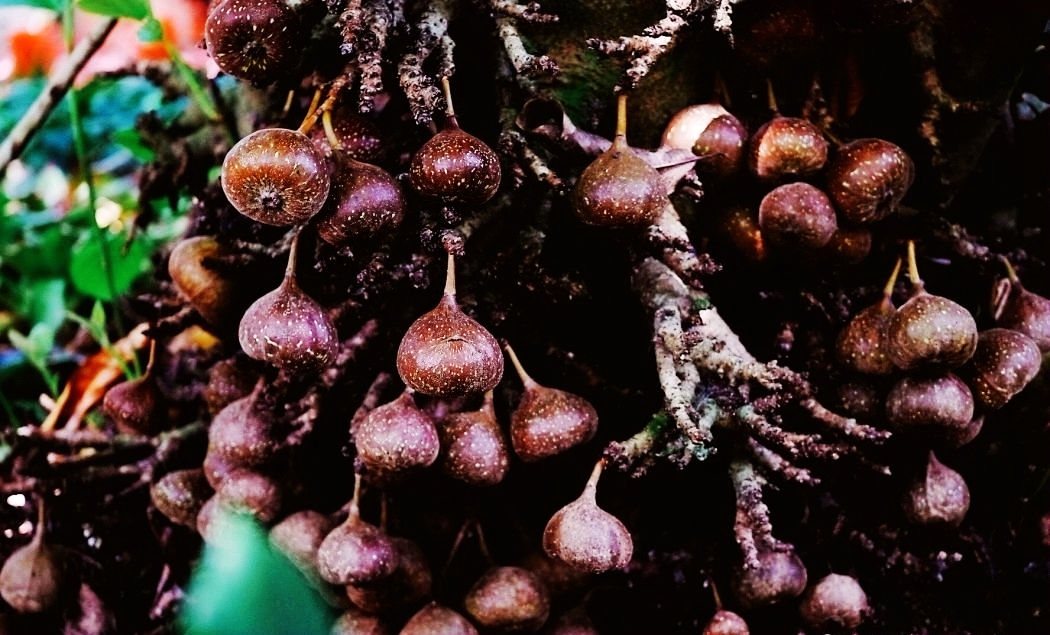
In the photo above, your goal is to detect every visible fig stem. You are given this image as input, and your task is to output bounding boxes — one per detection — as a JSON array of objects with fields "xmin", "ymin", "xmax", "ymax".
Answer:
[
  {"xmin": 284, "ymin": 229, "xmax": 302, "ymax": 280},
  {"xmin": 881, "ymin": 258, "xmax": 902, "ymax": 305},
  {"xmin": 443, "ymin": 252, "xmax": 457, "ymax": 298},
  {"xmin": 441, "ymin": 76, "xmax": 455, "ymax": 118},
  {"xmin": 349, "ymin": 472, "xmax": 362, "ymax": 520},
  {"xmin": 481, "ymin": 390, "xmax": 495, "ymax": 415},
  {"xmin": 297, "ymin": 88, "xmax": 324, "ymax": 134},
  {"xmin": 475, "ymin": 520, "xmax": 494, "ymax": 565},
  {"xmin": 905, "ymin": 240, "xmax": 924, "ymax": 291},
  {"xmin": 380, "ymin": 493, "xmax": 388, "ymax": 532},
  {"xmin": 582, "ymin": 458, "xmax": 605, "ymax": 500},
  {"xmin": 765, "ymin": 78, "xmax": 779, "ymax": 114},
  {"xmin": 1000, "ymin": 255, "xmax": 1020, "ymax": 283},
  {"xmin": 144, "ymin": 337, "xmax": 158, "ymax": 376},
  {"xmin": 615, "ymin": 93, "xmax": 628, "ymax": 139},
  {"xmin": 280, "ymin": 89, "xmax": 295, "ymax": 119},
  {"xmin": 504, "ymin": 344, "xmax": 537, "ymax": 389},
  {"xmin": 33, "ymin": 496, "xmax": 47, "ymax": 544},
  {"xmin": 710, "ymin": 578, "xmax": 724, "ymax": 610},
  {"xmin": 322, "ymin": 109, "xmax": 342, "ymax": 150}
]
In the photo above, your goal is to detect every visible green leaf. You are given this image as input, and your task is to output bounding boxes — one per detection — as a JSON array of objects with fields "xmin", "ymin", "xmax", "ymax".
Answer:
[
  {"xmin": 22, "ymin": 277, "xmax": 67, "ymax": 331},
  {"xmin": 137, "ymin": 16, "xmax": 163, "ymax": 43},
  {"xmin": 76, "ymin": 0, "xmax": 150, "ymax": 20},
  {"xmin": 112, "ymin": 129, "xmax": 155, "ymax": 162},
  {"xmin": 69, "ymin": 232, "xmax": 152, "ymax": 301},
  {"xmin": 179, "ymin": 511, "xmax": 331, "ymax": 635},
  {"xmin": 8, "ymin": 323, "xmax": 58, "ymax": 394},
  {"xmin": 0, "ymin": 0, "xmax": 60, "ymax": 10}
]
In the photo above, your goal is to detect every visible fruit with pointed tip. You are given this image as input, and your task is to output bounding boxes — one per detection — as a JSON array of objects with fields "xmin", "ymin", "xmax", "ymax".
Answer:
[
  {"xmin": 964, "ymin": 328, "xmax": 1041, "ymax": 410},
  {"xmin": 222, "ymin": 128, "xmax": 330, "ymax": 226},
  {"xmin": 400, "ymin": 602, "xmax": 479, "ymax": 635},
  {"xmin": 103, "ymin": 372, "xmax": 164, "ymax": 435},
  {"xmin": 355, "ymin": 391, "xmax": 440, "ymax": 478},
  {"xmin": 732, "ymin": 549, "xmax": 808, "ymax": 609},
  {"xmin": 464, "ymin": 566, "xmax": 550, "ymax": 632},
  {"xmin": 702, "ymin": 609, "xmax": 749, "ymax": 635},
  {"xmin": 837, "ymin": 259, "xmax": 901, "ymax": 375},
  {"xmin": 439, "ymin": 391, "xmax": 509, "ymax": 486},
  {"xmin": 396, "ymin": 254, "xmax": 503, "ymax": 397},
  {"xmin": 151, "ymin": 468, "xmax": 213, "ymax": 529},
  {"xmin": 315, "ymin": 156, "xmax": 405, "ymax": 246},
  {"xmin": 0, "ymin": 501, "xmax": 66, "ymax": 613},
  {"xmin": 993, "ymin": 258, "xmax": 1050, "ymax": 351},
  {"xmin": 317, "ymin": 476, "xmax": 399, "ymax": 585},
  {"xmin": 757, "ymin": 182, "xmax": 838, "ymax": 251},
  {"xmin": 885, "ymin": 373, "xmax": 974, "ymax": 435},
  {"xmin": 216, "ymin": 469, "xmax": 283, "ymax": 524},
  {"xmin": 661, "ymin": 103, "xmax": 747, "ymax": 180},
  {"xmin": 207, "ymin": 388, "xmax": 279, "ymax": 470},
  {"xmin": 168, "ymin": 236, "xmax": 247, "ymax": 327},
  {"xmin": 543, "ymin": 460, "xmax": 632, "ymax": 573},
  {"xmin": 826, "ymin": 138, "xmax": 914, "ymax": 224},
  {"xmin": 346, "ymin": 537, "xmax": 432, "ymax": 613},
  {"xmin": 269, "ymin": 510, "xmax": 337, "ymax": 581},
  {"xmin": 799, "ymin": 573, "xmax": 871, "ymax": 632},
  {"xmin": 748, "ymin": 116, "xmax": 828, "ymax": 181},
  {"xmin": 902, "ymin": 451, "xmax": 969, "ymax": 526}
]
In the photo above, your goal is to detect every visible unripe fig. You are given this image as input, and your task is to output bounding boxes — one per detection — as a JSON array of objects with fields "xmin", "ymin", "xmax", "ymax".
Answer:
[
  {"xmin": 400, "ymin": 603, "xmax": 478, "ymax": 635},
  {"xmin": 410, "ymin": 78, "xmax": 500, "ymax": 205},
  {"xmin": 732, "ymin": 549, "xmax": 807, "ymax": 609},
  {"xmin": 993, "ymin": 258, "xmax": 1050, "ymax": 351},
  {"xmin": 270, "ymin": 510, "xmax": 337, "ymax": 580},
  {"xmin": 799, "ymin": 573, "xmax": 871, "ymax": 632},
  {"xmin": 748, "ymin": 116, "xmax": 828, "ymax": 181},
  {"xmin": 464, "ymin": 566, "xmax": 550, "ymax": 632},
  {"xmin": 885, "ymin": 372, "xmax": 974, "ymax": 433},
  {"xmin": 311, "ymin": 102, "xmax": 385, "ymax": 163},
  {"xmin": 964, "ymin": 328, "xmax": 1041, "ymax": 410},
  {"xmin": 661, "ymin": 103, "xmax": 747, "ymax": 180},
  {"xmin": 317, "ymin": 476, "xmax": 399, "ymax": 585},
  {"xmin": 205, "ymin": 0, "xmax": 303, "ymax": 85},
  {"xmin": 0, "ymin": 501, "xmax": 66, "ymax": 613},
  {"xmin": 331, "ymin": 607, "xmax": 389, "ymax": 635},
  {"xmin": 238, "ymin": 233, "xmax": 338, "ymax": 372},
  {"xmin": 543, "ymin": 460, "xmax": 632, "ymax": 573},
  {"xmin": 757, "ymin": 182, "xmax": 838, "ymax": 251},
  {"xmin": 207, "ymin": 387, "xmax": 279, "ymax": 469},
  {"xmin": 151, "ymin": 468, "xmax": 213, "ymax": 529},
  {"xmin": 396, "ymin": 254, "xmax": 503, "ymax": 397},
  {"xmin": 216, "ymin": 469, "xmax": 283, "ymax": 524},
  {"xmin": 346, "ymin": 537, "xmax": 432, "ymax": 612},
  {"xmin": 315, "ymin": 154, "xmax": 405, "ymax": 246},
  {"xmin": 902, "ymin": 451, "xmax": 969, "ymax": 527},
  {"xmin": 702, "ymin": 609, "xmax": 749, "ymax": 635},
  {"xmin": 440, "ymin": 391, "xmax": 510, "ymax": 486},
  {"xmin": 222, "ymin": 128, "xmax": 330, "ymax": 226},
  {"xmin": 168, "ymin": 236, "xmax": 246, "ymax": 326},
  {"xmin": 836, "ymin": 259, "xmax": 901, "ymax": 375},
  {"xmin": 355, "ymin": 391, "xmax": 440, "ymax": 478},
  {"xmin": 887, "ymin": 241, "xmax": 977, "ymax": 370},
  {"xmin": 574, "ymin": 94, "xmax": 665, "ymax": 228},
  {"xmin": 826, "ymin": 138, "xmax": 914, "ymax": 224},
  {"xmin": 506, "ymin": 345, "xmax": 598, "ymax": 462}
]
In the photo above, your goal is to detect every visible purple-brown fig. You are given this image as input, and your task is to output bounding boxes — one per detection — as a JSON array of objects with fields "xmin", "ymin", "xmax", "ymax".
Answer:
[
  {"xmin": 410, "ymin": 78, "xmax": 500, "ymax": 205},
  {"xmin": 542, "ymin": 460, "xmax": 632, "ymax": 573},
  {"xmin": 702, "ymin": 609, "xmax": 749, "ymax": 635},
  {"xmin": 993, "ymin": 258, "xmax": 1050, "ymax": 351},
  {"xmin": 716, "ymin": 206, "xmax": 767, "ymax": 262},
  {"xmin": 748, "ymin": 116, "xmax": 828, "ymax": 181},
  {"xmin": 207, "ymin": 387, "xmax": 279, "ymax": 470},
  {"xmin": 902, "ymin": 451, "xmax": 969, "ymax": 527},
  {"xmin": 311, "ymin": 102, "xmax": 385, "ymax": 163},
  {"xmin": 464, "ymin": 566, "xmax": 550, "ymax": 632},
  {"xmin": 964, "ymin": 328, "xmax": 1041, "ymax": 410},
  {"xmin": 103, "ymin": 372, "xmax": 164, "ymax": 435},
  {"xmin": 885, "ymin": 372, "xmax": 974, "ymax": 433},
  {"xmin": 732, "ymin": 549, "xmax": 808, "ymax": 609},
  {"xmin": 315, "ymin": 154, "xmax": 405, "ymax": 246},
  {"xmin": 826, "ymin": 138, "xmax": 914, "ymax": 224},
  {"xmin": 168, "ymin": 236, "xmax": 247, "ymax": 327},
  {"xmin": 0, "ymin": 501, "xmax": 66, "ymax": 613},
  {"xmin": 238, "ymin": 233, "xmax": 338, "ymax": 373},
  {"xmin": 440, "ymin": 391, "xmax": 510, "ymax": 486},
  {"xmin": 221, "ymin": 128, "xmax": 330, "ymax": 226},
  {"xmin": 346, "ymin": 536, "xmax": 432, "ymax": 613},
  {"xmin": 757, "ymin": 182, "xmax": 838, "ymax": 251},
  {"xmin": 799, "ymin": 573, "xmax": 871, "ymax": 632},
  {"xmin": 836, "ymin": 259, "xmax": 901, "ymax": 375},
  {"xmin": 203, "ymin": 356, "xmax": 257, "ymax": 416},
  {"xmin": 661, "ymin": 103, "xmax": 747, "ymax": 180},
  {"xmin": 396, "ymin": 254, "xmax": 503, "ymax": 397},
  {"xmin": 821, "ymin": 226, "xmax": 872, "ymax": 264},
  {"xmin": 215, "ymin": 469, "xmax": 283, "ymax": 524},
  {"xmin": 400, "ymin": 602, "xmax": 479, "ymax": 635},
  {"xmin": 541, "ymin": 605, "xmax": 598, "ymax": 635},
  {"xmin": 506, "ymin": 345, "xmax": 598, "ymax": 462},
  {"xmin": 520, "ymin": 551, "xmax": 590, "ymax": 599},
  {"xmin": 317, "ymin": 476, "xmax": 399, "ymax": 585},
  {"xmin": 270, "ymin": 510, "xmax": 337, "ymax": 580},
  {"xmin": 354, "ymin": 391, "xmax": 440, "ymax": 477},
  {"xmin": 151, "ymin": 468, "xmax": 213, "ymax": 529},
  {"xmin": 205, "ymin": 0, "xmax": 303, "ymax": 85},
  {"xmin": 574, "ymin": 94, "xmax": 665, "ymax": 228},
  {"xmin": 331, "ymin": 607, "xmax": 390, "ymax": 635}
]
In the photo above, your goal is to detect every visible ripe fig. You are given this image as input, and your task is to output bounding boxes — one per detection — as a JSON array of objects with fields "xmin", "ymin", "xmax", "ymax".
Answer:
[
  {"xmin": 821, "ymin": 226, "xmax": 872, "ymax": 264},
  {"xmin": 757, "ymin": 182, "xmax": 838, "ymax": 251},
  {"xmin": 520, "ymin": 551, "xmax": 590, "ymax": 599},
  {"xmin": 0, "ymin": 501, "xmax": 66, "ymax": 613},
  {"xmin": 439, "ymin": 390, "xmax": 510, "ymax": 486},
  {"xmin": 748, "ymin": 116, "xmax": 828, "ymax": 181},
  {"xmin": 331, "ymin": 607, "xmax": 389, "ymax": 635},
  {"xmin": 464, "ymin": 566, "xmax": 550, "ymax": 632},
  {"xmin": 396, "ymin": 254, "xmax": 503, "ymax": 397},
  {"xmin": 543, "ymin": 460, "xmax": 632, "ymax": 573},
  {"xmin": 269, "ymin": 510, "xmax": 337, "ymax": 580},
  {"xmin": 716, "ymin": 206, "xmax": 766, "ymax": 262},
  {"xmin": 222, "ymin": 127, "xmax": 330, "ymax": 226},
  {"xmin": 836, "ymin": 259, "xmax": 901, "ymax": 375},
  {"xmin": 506, "ymin": 345, "xmax": 598, "ymax": 462},
  {"xmin": 238, "ymin": 232, "xmax": 338, "ymax": 372},
  {"xmin": 317, "ymin": 475, "xmax": 399, "ymax": 585},
  {"xmin": 168, "ymin": 236, "xmax": 246, "ymax": 327},
  {"xmin": 732, "ymin": 549, "xmax": 807, "ymax": 609},
  {"xmin": 964, "ymin": 328, "xmax": 1041, "ymax": 410},
  {"xmin": 702, "ymin": 609, "xmax": 749, "ymax": 635},
  {"xmin": 887, "ymin": 241, "xmax": 977, "ymax": 370},
  {"xmin": 346, "ymin": 536, "xmax": 432, "ymax": 613},
  {"xmin": 902, "ymin": 451, "xmax": 969, "ymax": 527},
  {"xmin": 410, "ymin": 77, "xmax": 501, "ymax": 205},
  {"xmin": 799, "ymin": 573, "xmax": 871, "ymax": 632},
  {"xmin": 151, "ymin": 468, "xmax": 213, "ymax": 529},
  {"xmin": 354, "ymin": 390, "xmax": 440, "ymax": 478},
  {"xmin": 103, "ymin": 372, "xmax": 164, "ymax": 435},
  {"xmin": 203, "ymin": 356, "xmax": 257, "ymax": 416},
  {"xmin": 573, "ymin": 94, "xmax": 665, "ymax": 228},
  {"xmin": 311, "ymin": 101, "xmax": 385, "ymax": 163},
  {"xmin": 885, "ymin": 372, "xmax": 974, "ymax": 434},
  {"xmin": 215, "ymin": 469, "xmax": 283, "ymax": 524},
  {"xmin": 205, "ymin": 0, "xmax": 303, "ymax": 85},
  {"xmin": 826, "ymin": 138, "xmax": 914, "ymax": 224},
  {"xmin": 315, "ymin": 153, "xmax": 405, "ymax": 246},
  {"xmin": 661, "ymin": 103, "xmax": 747, "ymax": 180},
  {"xmin": 993, "ymin": 258, "xmax": 1050, "ymax": 351},
  {"xmin": 207, "ymin": 386, "xmax": 279, "ymax": 470},
  {"xmin": 400, "ymin": 602, "xmax": 478, "ymax": 635}
]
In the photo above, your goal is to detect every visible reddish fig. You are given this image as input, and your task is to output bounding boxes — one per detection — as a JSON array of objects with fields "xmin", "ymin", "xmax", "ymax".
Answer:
[
  {"xmin": 203, "ymin": 357, "xmax": 257, "ymax": 415},
  {"xmin": 396, "ymin": 254, "xmax": 503, "ymax": 397},
  {"xmin": 821, "ymin": 226, "xmax": 872, "ymax": 264},
  {"xmin": 703, "ymin": 609, "xmax": 749, "ymax": 635},
  {"xmin": 902, "ymin": 451, "xmax": 969, "ymax": 527},
  {"xmin": 216, "ymin": 469, "xmax": 283, "ymax": 524},
  {"xmin": 757, "ymin": 182, "xmax": 838, "ymax": 250},
  {"xmin": 151, "ymin": 468, "xmax": 213, "ymax": 529},
  {"xmin": 400, "ymin": 603, "xmax": 478, "ymax": 635},
  {"xmin": 222, "ymin": 128, "xmax": 330, "ymax": 226},
  {"xmin": 542, "ymin": 605, "xmax": 598, "ymax": 635},
  {"xmin": 573, "ymin": 94, "xmax": 665, "ymax": 228},
  {"xmin": 748, "ymin": 116, "xmax": 828, "ymax": 181},
  {"xmin": 885, "ymin": 373, "xmax": 974, "ymax": 433},
  {"xmin": 826, "ymin": 138, "xmax": 914, "ymax": 224},
  {"xmin": 205, "ymin": 0, "xmax": 303, "ymax": 85},
  {"xmin": 520, "ymin": 551, "xmax": 589, "ymax": 599},
  {"xmin": 207, "ymin": 387, "xmax": 279, "ymax": 470},
  {"xmin": 168, "ymin": 236, "xmax": 247, "ymax": 326},
  {"xmin": 506, "ymin": 345, "xmax": 598, "ymax": 462},
  {"xmin": 355, "ymin": 391, "xmax": 440, "ymax": 477},
  {"xmin": 410, "ymin": 77, "xmax": 501, "ymax": 205},
  {"xmin": 0, "ymin": 501, "xmax": 66, "ymax": 613},
  {"xmin": 799, "ymin": 573, "xmax": 871, "ymax": 632},
  {"xmin": 993, "ymin": 258, "xmax": 1050, "ymax": 351},
  {"xmin": 346, "ymin": 536, "xmax": 432, "ymax": 612},
  {"xmin": 464, "ymin": 566, "xmax": 550, "ymax": 632},
  {"xmin": 317, "ymin": 475, "xmax": 399, "ymax": 585},
  {"xmin": 103, "ymin": 340, "xmax": 165, "ymax": 435},
  {"xmin": 440, "ymin": 391, "xmax": 510, "ymax": 486},
  {"xmin": 836, "ymin": 259, "xmax": 901, "ymax": 375},
  {"xmin": 331, "ymin": 607, "xmax": 389, "ymax": 635},
  {"xmin": 836, "ymin": 381, "xmax": 883, "ymax": 421},
  {"xmin": 238, "ymin": 233, "xmax": 338, "ymax": 372},
  {"xmin": 543, "ymin": 460, "xmax": 632, "ymax": 573},
  {"xmin": 732, "ymin": 549, "xmax": 808, "ymax": 609},
  {"xmin": 965, "ymin": 328, "xmax": 1041, "ymax": 410},
  {"xmin": 311, "ymin": 101, "xmax": 385, "ymax": 163},
  {"xmin": 315, "ymin": 154, "xmax": 405, "ymax": 246},
  {"xmin": 661, "ymin": 103, "xmax": 747, "ymax": 180},
  {"xmin": 887, "ymin": 241, "xmax": 977, "ymax": 370},
  {"xmin": 270, "ymin": 510, "xmax": 337, "ymax": 579},
  {"xmin": 716, "ymin": 206, "xmax": 766, "ymax": 262}
]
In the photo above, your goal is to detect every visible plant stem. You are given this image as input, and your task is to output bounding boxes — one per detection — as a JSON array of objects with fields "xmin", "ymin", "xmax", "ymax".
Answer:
[{"xmin": 162, "ymin": 40, "xmax": 220, "ymax": 122}]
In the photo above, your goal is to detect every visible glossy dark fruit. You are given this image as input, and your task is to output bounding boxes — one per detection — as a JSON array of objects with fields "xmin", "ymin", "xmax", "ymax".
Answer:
[
  {"xmin": 748, "ymin": 116, "xmax": 828, "ymax": 181},
  {"xmin": 208, "ymin": 392, "xmax": 279, "ymax": 469},
  {"xmin": 439, "ymin": 391, "xmax": 509, "ymax": 486},
  {"xmin": 887, "ymin": 292, "xmax": 977, "ymax": 370},
  {"xmin": 836, "ymin": 259, "xmax": 900, "ymax": 375},
  {"xmin": 397, "ymin": 255, "xmax": 503, "ymax": 397},
  {"xmin": 203, "ymin": 450, "xmax": 238, "ymax": 489},
  {"xmin": 203, "ymin": 357, "xmax": 256, "ymax": 415},
  {"xmin": 827, "ymin": 138, "xmax": 914, "ymax": 224},
  {"xmin": 799, "ymin": 573, "xmax": 871, "ymax": 632},
  {"xmin": 205, "ymin": 0, "xmax": 302, "ymax": 85},
  {"xmin": 0, "ymin": 506, "xmax": 65, "ymax": 613},
  {"xmin": 216, "ymin": 469, "xmax": 283, "ymax": 524},
  {"xmin": 543, "ymin": 461, "xmax": 632, "ymax": 573},
  {"xmin": 885, "ymin": 373, "xmax": 974, "ymax": 432},
  {"xmin": 965, "ymin": 328, "xmax": 1041, "ymax": 410},
  {"xmin": 315, "ymin": 156, "xmax": 405, "ymax": 246},
  {"xmin": 717, "ymin": 206, "xmax": 766, "ymax": 262},
  {"xmin": 346, "ymin": 537, "xmax": 432, "ymax": 613},
  {"xmin": 702, "ymin": 609, "xmax": 750, "ymax": 635},
  {"xmin": 168, "ymin": 236, "xmax": 245, "ymax": 326},
  {"xmin": 464, "ymin": 566, "xmax": 550, "ymax": 632},
  {"xmin": 317, "ymin": 505, "xmax": 399, "ymax": 586},
  {"xmin": 945, "ymin": 415, "xmax": 984, "ymax": 449},
  {"xmin": 758, "ymin": 182, "xmax": 837, "ymax": 250},
  {"xmin": 506, "ymin": 345, "xmax": 598, "ymax": 462},
  {"xmin": 574, "ymin": 95, "xmax": 665, "ymax": 228},
  {"xmin": 222, "ymin": 128, "xmax": 330, "ymax": 226},
  {"xmin": 993, "ymin": 260, "xmax": 1050, "ymax": 351},
  {"xmin": 331, "ymin": 607, "xmax": 389, "ymax": 635},
  {"xmin": 310, "ymin": 104, "xmax": 385, "ymax": 163},
  {"xmin": 269, "ymin": 510, "xmax": 337, "ymax": 580},
  {"xmin": 400, "ymin": 603, "xmax": 479, "ymax": 635},
  {"xmin": 822, "ymin": 226, "xmax": 872, "ymax": 264},
  {"xmin": 103, "ymin": 373, "xmax": 164, "ymax": 435},
  {"xmin": 151, "ymin": 469, "xmax": 213, "ymax": 529},
  {"xmin": 661, "ymin": 104, "xmax": 747, "ymax": 180},
  {"xmin": 355, "ymin": 391, "xmax": 440, "ymax": 477},
  {"xmin": 902, "ymin": 451, "xmax": 969, "ymax": 527},
  {"xmin": 732, "ymin": 549, "xmax": 808, "ymax": 609}
]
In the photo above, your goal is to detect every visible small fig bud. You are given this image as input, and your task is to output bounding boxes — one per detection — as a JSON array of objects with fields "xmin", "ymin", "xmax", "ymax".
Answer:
[
  {"xmin": 396, "ymin": 254, "xmax": 503, "ymax": 397},
  {"xmin": 346, "ymin": 536, "xmax": 432, "ymax": 613},
  {"xmin": 506, "ymin": 345, "xmax": 598, "ymax": 462},
  {"xmin": 826, "ymin": 138, "xmax": 914, "ymax": 224},
  {"xmin": 543, "ymin": 460, "xmax": 632, "ymax": 573},
  {"xmin": 151, "ymin": 468, "xmax": 213, "ymax": 529},
  {"xmin": 799, "ymin": 573, "xmax": 871, "ymax": 632},
  {"xmin": 836, "ymin": 259, "xmax": 901, "ymax": 375},
  {"xmin": 993, "ymin": 258, "xmax": 1050, "ymax": 351},
  {"xmin": 317, "ymin": 476, "xmax": 399, "ymax": 585},
  {"xmin": 400, "ymin": 602, "xmax": 478, "ymax": 635},
  {"xmin": 702, "ymin": 609, "xmax": 749, "ymax": 635},
  {"xmin": 355, "ymin": 391, "xmax": 440, "ymax": 478},
  {"xmin": 748, "ymin": 116, "xmax": 828, "ymax": 181},
  {"xmin": 732, "ymin": 549, "xmax": 808, "ymax": 609},
  {"xmin": 0, "ymin": 501, "xmax": 66, "ymax": 613},
  {"xmin": 757, "ymin": 182, "xmax": 838, "ymax": 251},
  {"xmin": 964, "ymin": 328, "xmax": 1041, "ymax": 410},
  {"xmin": 902, "ymin": 451, "xmax": 969, "ymax": 527},
  {"xmin": 205, "ymin": 0, "xmax": 303, "ymax": 85},
  {"xmin": 440, "ymin": 391, "xmax": 510, "ymax": 486},
  {"xmin": 464, "ymin": 566, "xmax": 550, "ymax": 632},
  {"xmin": 315, "ymin": 155, "xmax": 405, "ymax": 246},
  {"xmin": 885, "ymin": 373, "xmax": 974, "ymax": 434}
]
